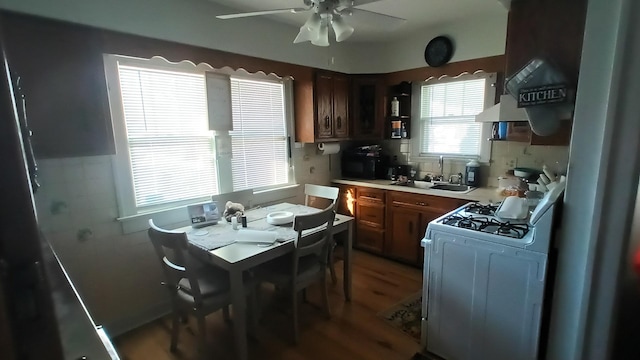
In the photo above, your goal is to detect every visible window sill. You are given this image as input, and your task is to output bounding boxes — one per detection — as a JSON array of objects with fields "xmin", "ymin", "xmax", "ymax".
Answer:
[{"xmin": 116, "ymin": 184, "xmax": 300, "ymax": 234}]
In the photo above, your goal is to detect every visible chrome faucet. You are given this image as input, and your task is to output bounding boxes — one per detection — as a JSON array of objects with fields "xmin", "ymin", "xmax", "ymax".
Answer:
[
  {"xmin": 449, "ymin": 172, "xmax": 464, "ymax": 185},
  {"xmin": 434, "ymin": 155, "xmax": 444, "ymax": 182}
]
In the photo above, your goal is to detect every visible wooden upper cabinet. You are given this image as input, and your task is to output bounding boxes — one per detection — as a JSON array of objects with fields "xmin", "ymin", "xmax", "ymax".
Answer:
[
  {"xmin": 315, "ymin": 73, "xmax": 333, "ymax": 139},
  {"xmin": 332, "ymin": 75, "xmax": 349, "ymax": 138},
  {"xmin": 505, "ymin": 0, "xmax": 587, "ymax": 85},
  {"xmin": 312, "ymin": 71, "xmax": 350, "ymax": 141},
  {"xmin": 1, "ymin": 12, "xmax": 115, "ymax": 159},
  {"xmin": 351, "ymin": 76, "xmax": 384, "ymax": 140},
  {"xmin": 502, "ymin": 0, "xmax": 587, "ymax": 146}
]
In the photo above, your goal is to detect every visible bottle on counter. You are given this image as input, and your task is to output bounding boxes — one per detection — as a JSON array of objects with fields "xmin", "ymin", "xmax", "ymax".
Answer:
[{"xmin": 465, "ymin": 159, "xmax": 480, "ymax": 187}]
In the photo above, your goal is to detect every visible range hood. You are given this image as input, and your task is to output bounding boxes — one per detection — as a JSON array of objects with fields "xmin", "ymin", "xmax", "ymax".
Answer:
[
  {"xmin": 475, "ymin": 58, "xmax": 574, "ymax": 136},
  {"xmin": 475, "ymin": 94, "xmax": 528, "ymax": 122}
]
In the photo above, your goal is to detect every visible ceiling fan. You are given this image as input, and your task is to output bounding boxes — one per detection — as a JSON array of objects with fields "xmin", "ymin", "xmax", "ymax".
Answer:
[{"xmin": 216, "ymin": 0, "xmax": 407, "ymax": 46}]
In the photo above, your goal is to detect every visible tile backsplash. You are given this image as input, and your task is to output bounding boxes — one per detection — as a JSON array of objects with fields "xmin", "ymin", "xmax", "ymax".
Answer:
[{"xmin": 382, "ymin": 139, "xmax": 569, "ymax": 187}]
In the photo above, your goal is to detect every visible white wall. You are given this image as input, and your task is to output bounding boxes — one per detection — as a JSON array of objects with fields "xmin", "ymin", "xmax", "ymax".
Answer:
[
  {"xmin": 0, "ymin": 0, "xmax": 507, "ymax": 74},
  {"xmin": 547, "ymin": 0, "xmax": 640, "ymax": 358},
  {"xmin": 344, "ymin": 13, "xmax": 508, "ymax": 74}
]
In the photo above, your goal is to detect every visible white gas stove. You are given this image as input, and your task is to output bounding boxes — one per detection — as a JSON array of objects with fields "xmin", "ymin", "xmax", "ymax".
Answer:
[{"xmin": 420, "ymin": 183, "xmax": 565, "ymax": 360}]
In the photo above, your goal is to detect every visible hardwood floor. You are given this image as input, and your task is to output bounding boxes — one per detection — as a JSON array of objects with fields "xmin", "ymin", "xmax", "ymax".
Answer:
[{"xmin": 114, "ymin": 250, "xmax": 423, "ymax": 360}]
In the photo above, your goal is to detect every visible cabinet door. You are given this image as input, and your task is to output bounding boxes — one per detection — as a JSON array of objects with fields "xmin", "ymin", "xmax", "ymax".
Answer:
[
  {"xmin": 352, "ymin": 77, "xmax": 383, "ymax": 139},
  {"xmin": 332, "ymin": 74, "xmax": 349, "ymax": 138},
  {"xmin": 357, "ymin": 202, "xmax": 385, "ymax": 228},
  {"xmin": 315, "ymin": 73, "xmax": 333, "ymax": 139},
  {"xmin": 386, "ymin": 206, "xmax": 421, "ymax": 264},
  {"xmin": 2, "ymin": 13, "xmax": 115, "ymax": 159},
  {"xmin": 355, "ymin": 223, "xmax": 384, "ymax": 254}
]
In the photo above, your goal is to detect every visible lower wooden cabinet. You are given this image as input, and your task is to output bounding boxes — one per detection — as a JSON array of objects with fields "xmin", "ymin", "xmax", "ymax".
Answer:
[
  {"xmin": 386, "ymin": 206, "xmax": 421, "ymax": 263},
  {"xmin": 331, "ymin": 183, "xmax": 474, "ymax": 266},
  {"xmin": 355, "ymin": 224, "xmax": 385, "ymax": 254}
]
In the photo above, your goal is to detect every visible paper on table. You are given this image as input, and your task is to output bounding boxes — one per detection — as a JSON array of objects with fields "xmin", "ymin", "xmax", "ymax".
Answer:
[{"xmin": 235, "ymin": 229, "xmax": 277, "ymax": 244}]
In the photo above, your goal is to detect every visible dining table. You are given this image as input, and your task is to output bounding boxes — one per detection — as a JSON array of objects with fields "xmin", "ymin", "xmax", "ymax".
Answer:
[{"xmin": 174, "ymin": 202, "xmax": 354, "ymax": 360}]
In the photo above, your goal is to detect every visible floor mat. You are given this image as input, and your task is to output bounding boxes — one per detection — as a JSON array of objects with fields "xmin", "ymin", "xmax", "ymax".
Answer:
[{"xmin": 378, "ymin": 291, "xmax": 422, "ymax": 342}]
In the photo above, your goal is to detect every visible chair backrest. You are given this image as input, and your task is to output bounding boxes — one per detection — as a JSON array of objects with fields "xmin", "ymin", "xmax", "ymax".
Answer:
[
  {"xmin": 291, "ymin": 205, "xmax": 335, "ymax": 276},
  {"xmin": 212, "ymin": 189, "xmax": 254, "ymax": 211},
  {"xmin": 304, "ymin": 184, "xmax": 339, "ymax": 210},
  {"xmin": 148, "ymin": 219, "xmax": 205, "ymax": 304}
]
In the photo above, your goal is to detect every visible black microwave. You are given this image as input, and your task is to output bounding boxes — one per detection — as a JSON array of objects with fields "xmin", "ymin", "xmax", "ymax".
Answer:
[{"xmin": 341, "ymin": 152, "xmax": 389, "ymax": 179}]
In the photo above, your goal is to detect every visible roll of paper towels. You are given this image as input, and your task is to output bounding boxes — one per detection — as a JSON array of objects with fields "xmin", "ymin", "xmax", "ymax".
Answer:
[{"xmin": 317, "ymin": 142, "xmax": 340, "ymax": 155}]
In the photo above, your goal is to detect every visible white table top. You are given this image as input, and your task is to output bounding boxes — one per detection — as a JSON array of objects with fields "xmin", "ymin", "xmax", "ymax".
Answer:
[{"xmin": 175, "ymin": 203, "xmax": 353, "ymax": 265}]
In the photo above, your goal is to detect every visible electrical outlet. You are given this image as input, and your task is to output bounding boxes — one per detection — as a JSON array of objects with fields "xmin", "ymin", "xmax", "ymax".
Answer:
[{"xmin": 503, "ymin": 157, "xmax": 517, "ymax": 169}]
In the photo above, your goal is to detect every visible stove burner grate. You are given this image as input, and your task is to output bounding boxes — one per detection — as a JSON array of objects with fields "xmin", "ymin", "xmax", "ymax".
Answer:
[
  {"xmin": 441, "ymin": 215, "xmax": 489, "ymax": 230},
  {"xmin": 478, "ymin": 219, "xmax": 530, "ymax": 239},
  {"xmin": 465, "ymin": 203, "xmax": 498, "ymax": 215}
]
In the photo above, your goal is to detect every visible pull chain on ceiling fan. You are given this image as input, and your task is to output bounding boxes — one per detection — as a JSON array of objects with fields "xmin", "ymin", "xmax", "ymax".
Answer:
[{"xmin": 216, "ymin": 0, "xmax": 407, "ymax": 46}]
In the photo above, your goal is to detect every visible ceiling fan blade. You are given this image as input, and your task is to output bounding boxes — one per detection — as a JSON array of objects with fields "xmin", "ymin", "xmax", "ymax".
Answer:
[
  {"xmin": 337, "ymin": 0, "xmax": 385, "ymax": 9},
  {"xmin": 217, "ymin": 7, "xmax": 309, "ymax": 20},
  {"xmin": 348, "ymin": 8, "xmax": 407, "ymax": 29},
  {"xmin": 352, "ymin": 0, "xmax": 386, "ymax": 5}
]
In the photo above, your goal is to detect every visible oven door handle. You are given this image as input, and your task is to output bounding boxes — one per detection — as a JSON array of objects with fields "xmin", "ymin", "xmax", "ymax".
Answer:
[{"xmin": 421, "ymin": 238, "xmax": 432, "ymax": 320}]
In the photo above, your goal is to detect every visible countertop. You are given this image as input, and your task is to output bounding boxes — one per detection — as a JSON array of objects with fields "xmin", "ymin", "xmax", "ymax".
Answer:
[{"xmin": 331, "ymin": 178, "xmax": 505, "ymax": 204}]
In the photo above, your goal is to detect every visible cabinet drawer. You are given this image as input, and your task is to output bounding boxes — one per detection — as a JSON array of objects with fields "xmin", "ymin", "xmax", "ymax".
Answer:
[
  {"xmin": 357, "ymin": 187, "xmax": 386, "ymax": 204},
  {"xmin": 355, "ymin": 224, "xmax": 384, "ymax": 254},
  {"xmin": 389, "ymin": 191, "xmax": 467, "ymax": 212},
  {"xmin": 357, "ymin": 202, "xmax": 385, "ymax": 228}
]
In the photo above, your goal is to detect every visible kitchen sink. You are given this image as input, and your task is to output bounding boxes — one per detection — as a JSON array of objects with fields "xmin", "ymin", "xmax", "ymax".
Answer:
[{"xmin": 430, "ymin": 184, "xmax": 473, "ymax": 192}]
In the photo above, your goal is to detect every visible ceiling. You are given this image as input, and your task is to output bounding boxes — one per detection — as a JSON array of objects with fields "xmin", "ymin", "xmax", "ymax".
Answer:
[{"xmin": 208, "ymin": 0, "xmax": 509, "ymax": 42}]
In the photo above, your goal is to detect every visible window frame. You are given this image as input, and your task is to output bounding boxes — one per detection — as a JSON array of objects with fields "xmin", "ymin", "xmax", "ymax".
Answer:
[
  {"xmin": 410, "ymin": 72, "xmax": 496, "ymax": 163},
  {"xmin": 104, "ymin": 55, "xmax": 295, "ymax": 218}
]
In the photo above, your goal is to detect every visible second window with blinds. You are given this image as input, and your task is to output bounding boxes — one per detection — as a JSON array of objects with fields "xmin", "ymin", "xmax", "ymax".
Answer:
[
  {"xmin": 106, "ymin": 55, "xmax": 293, "ymax": 217},
  {"xmin": 413, "ymin": 73, "xmax": 495, "ymax": 161}
]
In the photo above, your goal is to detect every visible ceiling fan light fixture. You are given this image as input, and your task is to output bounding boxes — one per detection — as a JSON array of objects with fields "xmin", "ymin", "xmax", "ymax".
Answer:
[
  {"xmin": 331, "ymin": 14, "xmax": 354, "ymax": 42},
  {"xmin": 293, "ymin": 12, "xmax": 322, "ymax": 44},
  {"xmin": 311, "ymin": 19, "xmax": 330, "ymax": 46}
]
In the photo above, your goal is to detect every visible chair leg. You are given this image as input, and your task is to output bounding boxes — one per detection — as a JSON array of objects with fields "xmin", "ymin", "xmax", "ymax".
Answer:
[
  {"xmin": 169, "ymin": 310, "xmax": 180, "ymax": 353},
  {"xmin": 291, "ymin": 290, "xmax": 299, "ymax": 345},
  {"xmin": 196, "ymin": 314, "xmax": 208, "ymax": 357},
  {"xmin": 321, "ymin": 275, "xmax": 331, "ymax": 319},
  {"xmin": 328, "ymin": 243, "xmax": 338, "ymax": 284},
  {"xmin": 248, "ymin": 290, "xmax": 259, "ymax": 338},
  {"xmin": 222, "ymin": 305, "xmax": 231, "ymax": 323},
  {"xmin": 252, "ymin": 283, "xmax": 262, "ymax": 324}
]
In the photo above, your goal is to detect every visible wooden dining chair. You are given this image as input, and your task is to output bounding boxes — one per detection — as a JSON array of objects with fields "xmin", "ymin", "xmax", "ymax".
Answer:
[
  {"xmin": 304, "ymin": 184, "xmax": 341, "ymax": 284},
  {"xmin": 147, "ymin": 219, "xmax": 257, "ymax": 356},
  {"xmin": 212, "ymin": 188, "xmax": 254, "ymax": 211},
  {"xmin": 257, "ymin": 205, "xmax": 335, "ymax": 344}
]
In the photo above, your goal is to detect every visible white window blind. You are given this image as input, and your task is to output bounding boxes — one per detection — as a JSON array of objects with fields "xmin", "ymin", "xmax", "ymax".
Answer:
[
  {"xmin": 420, "ymin": 78, "xmax": 487, "ymax": 156},
  {"xmin": 229, "ymin": 77, "xmax": 289, "ymax": 191},
  {"xmin": 118, "ymin": 65, "xmax": 218, "ymax": 208}
]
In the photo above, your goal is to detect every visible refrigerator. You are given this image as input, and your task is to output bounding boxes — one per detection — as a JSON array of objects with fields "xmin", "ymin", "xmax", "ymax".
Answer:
[{"xmin": 0, "ymin": 22, "xmax": 118, "ymax": 359}]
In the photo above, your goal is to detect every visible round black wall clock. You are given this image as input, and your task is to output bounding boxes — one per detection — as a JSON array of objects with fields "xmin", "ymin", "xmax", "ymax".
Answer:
[{"xmin": 424, "ymin": 36, "xmax": 454, "ymax": 67}]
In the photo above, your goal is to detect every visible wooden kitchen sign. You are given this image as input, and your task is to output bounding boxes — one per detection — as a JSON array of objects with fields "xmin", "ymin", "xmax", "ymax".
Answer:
[{"xmin": 517, "ymin": 83, "xmax": 569, "ymax": 107}]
